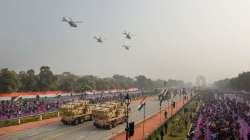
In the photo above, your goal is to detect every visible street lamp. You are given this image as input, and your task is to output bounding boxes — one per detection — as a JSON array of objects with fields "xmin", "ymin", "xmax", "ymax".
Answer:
[
  {"xmin": 182, "ymin": 88, "xmax": 186, "ymax": 105},
  {"xmin": 159, "ymin": 95, "xmax": 164, "ymax": 123},
  {"xmin": 125, "ymin": 93, "xmax": 131, "ymax": 140}
]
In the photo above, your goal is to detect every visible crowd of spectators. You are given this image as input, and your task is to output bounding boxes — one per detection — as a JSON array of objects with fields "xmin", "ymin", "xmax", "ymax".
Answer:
[
  {"xmin": 233, "ymin": 94, "xmax": 250, "ymax": 127},
  {"xmin": 189, "ymin": 92, "xmax": 250, "ymax": 140},
  {"xmin": 0, "ymin": 97, "xmax": 60, "ymax": 120}
]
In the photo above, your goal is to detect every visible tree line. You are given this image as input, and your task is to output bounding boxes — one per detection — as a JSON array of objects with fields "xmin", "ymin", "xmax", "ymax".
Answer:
[
  {"xmin": 214, "ymin": 71, "xmax": 250, "ymax": 91},
  {"xmin": 0, "ymin": 66, "xmax": 187, "ymax": 93}
]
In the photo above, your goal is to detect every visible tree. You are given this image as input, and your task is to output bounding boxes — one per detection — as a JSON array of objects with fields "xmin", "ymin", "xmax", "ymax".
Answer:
[
  {"xmin": 0, "ymin": 66, "xmax": 193, "ymax": 93},
  {"xmin": 0, "ymin": 68, "xmax": 20, "ymax": 93},
  {"xmin": 165, "ymin": 79, "xmax": 185, "ymax": 88},
  {"xmin": 214, "ymin": 78, "xmax": 231, "ymax": 89},
  {"xmin": 37, "ymin": 66, "xmax": 57, "ymax": 91},
  {"xmin": 18, "ymin": 69, "xmax": 37, "ymax": 91},
  {"xmin": 214, "ymin": 71, "xmax": 250, "ymax": 91},
  {"xmin": 75, "ymin": 75, "xmax": 97, "ymax": 92},
  {"xmin": 152, "ymin": 79, "xmax": 165, "ymax": 88},
  {"xmin": 58, "ymin": 72, "xmax": 77, "ymax": 92},
  {"xmin": 95, "ymin": 79, "xmax": 106, "ymax": 90},
  {"xmin": 18, "ymin": 71, "xmax": 28, "ymax": 91},
  {"xmin": 112, "ymin": 74, "xmax": 135, "ymax": 89},
  {"xmin": 26, "ymin": 69, "xmax": 37, "ymax": 91},
  {"xmin": 135, "ymin": 75, "xmax": 153, "ymax": 90},
  {"xmin": 104, "ymin": 78, "xmax": 118, "ymax": 89}
]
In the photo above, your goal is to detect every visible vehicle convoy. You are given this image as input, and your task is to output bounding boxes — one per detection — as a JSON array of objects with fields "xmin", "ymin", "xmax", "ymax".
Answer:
[
  {"xmin": 92, "ymin": 102, "xmax": 127, "ymax": 129},
  {"xmin": 59, "ymin": 100, "xmax": 95, "ymax": 125}
]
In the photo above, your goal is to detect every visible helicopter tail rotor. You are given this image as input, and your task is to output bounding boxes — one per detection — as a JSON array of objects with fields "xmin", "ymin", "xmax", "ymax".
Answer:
[{"xmin": 93, "ymin": 36, "xmax": 98, "ymax": 40}]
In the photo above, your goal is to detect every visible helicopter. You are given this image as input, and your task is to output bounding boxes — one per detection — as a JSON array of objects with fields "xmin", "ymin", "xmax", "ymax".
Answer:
[
  {"xmin": 93, "ymin": 36, "xmax": 104, "ymax": 43},
  {"xmin": 122, "ymin": 45, "xmax": 131, "ymax": 50},
  {"xmin": 62, "ymin": 17, "xmax": 82, "ymax": 28},
  {"xmin": 123, "ymin": 31, "xmax": 132, "ymax": 39}
]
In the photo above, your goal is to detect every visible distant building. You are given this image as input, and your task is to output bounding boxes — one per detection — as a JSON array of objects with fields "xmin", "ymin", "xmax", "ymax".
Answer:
[{"xmin": 196, "ymin": 75, "xmax": 206, "ymax": 87}]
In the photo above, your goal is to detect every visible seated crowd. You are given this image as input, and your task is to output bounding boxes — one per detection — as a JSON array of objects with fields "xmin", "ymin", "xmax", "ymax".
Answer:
[{"xmin": 189, "ymin": 92, "xmax": 250, "ymax": 140}]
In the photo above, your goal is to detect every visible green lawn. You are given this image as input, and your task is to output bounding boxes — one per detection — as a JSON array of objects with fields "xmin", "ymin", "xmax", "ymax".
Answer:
[
  {"xmin": 164, "ymin": 120, "xmax": 191, "ymax": 140},
  {"xmin": 164, "ymin": 101, "xmax": 197, "ymax": 140}
]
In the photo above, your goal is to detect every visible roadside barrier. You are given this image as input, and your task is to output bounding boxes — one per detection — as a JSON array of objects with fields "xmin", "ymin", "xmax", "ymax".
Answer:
[{"xmin": 0, "ymin": 111, "xmax": 59, "ymax": 128}]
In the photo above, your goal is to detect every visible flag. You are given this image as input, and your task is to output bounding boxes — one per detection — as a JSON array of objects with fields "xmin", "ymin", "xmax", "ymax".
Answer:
[
  {"xmin": 137, "ymin": 102, "xmax": 145, "ymax": 111},
  {"xmin": 137, "ymin": 96, "xmax": 147, "ymax": 111},
  {"xmin": 163, "ymin": 88, "xmax": 168, "ymax": 96},
  {"xmin": 161, "ymin": 88, "xmax": 166, "ymax": 94},
  {"xmin": 12, "ymin": 96, "xmax": 20, "ymax": 102},
  {"xmin": 159, "ymin": 88, "xmax": 168, "ymax": 102}
]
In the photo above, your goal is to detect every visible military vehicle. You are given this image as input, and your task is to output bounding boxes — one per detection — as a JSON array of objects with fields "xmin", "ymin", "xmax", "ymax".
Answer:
[
  {"xmin": 59, "ymin": 100, "xmax": 95, "ymax": 125},
  {"xmin": 93, "ymin": 102, "xmax": 127, "ymax": 129}
]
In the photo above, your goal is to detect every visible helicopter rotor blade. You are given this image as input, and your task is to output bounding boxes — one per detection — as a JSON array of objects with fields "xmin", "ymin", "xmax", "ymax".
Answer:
[{"xmin": 68, "ymin": 17, "xmax": 73, "ymax": 21}]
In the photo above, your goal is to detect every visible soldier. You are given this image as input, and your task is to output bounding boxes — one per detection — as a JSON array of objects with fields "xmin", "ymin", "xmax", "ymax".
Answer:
[{"xmin": 164, "ymin": 111, "xmax": 168, "ymax": 119}]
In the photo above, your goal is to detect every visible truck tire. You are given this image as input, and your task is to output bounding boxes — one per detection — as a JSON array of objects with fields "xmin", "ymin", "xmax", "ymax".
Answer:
[
  {"xmin": 62, "ymin": 120, "xmax": 68, "ymax": 125},
  {"xmin": 74, "ymin": 119, "xmax": 79, "ymax": 125},
  {"xmin": 80, "ymin": 118, "xmax": 84, "ymax": 123},
  {"xmin": 93, "ymin": 122, "xmax": 99, "ymax": 128},
  {"xmin": 112, "ymin": 122, "xmax": 116, "ymax": 128},
  {"xmin": 107, "ymin": 124, "xmax": 112, "ymax": 130},
  {"xmin": 122, "ymin": 117, "xmax": 126, "ymax": 123}
]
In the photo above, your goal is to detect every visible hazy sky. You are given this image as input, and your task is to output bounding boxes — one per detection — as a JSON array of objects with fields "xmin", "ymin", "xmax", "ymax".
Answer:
[{"xmin": 1, "ymin": 0, "xmax": 250, "ymax": 83}]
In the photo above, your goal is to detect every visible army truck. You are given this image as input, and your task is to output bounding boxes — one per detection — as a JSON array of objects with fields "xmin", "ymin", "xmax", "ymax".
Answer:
[
  {"xmin": 59, "ymin": 100, "xmax": 95, "ymax": 125},
  {"xmin": 93, "ymin": 102, "xmax": 127, "ymax": 129}
]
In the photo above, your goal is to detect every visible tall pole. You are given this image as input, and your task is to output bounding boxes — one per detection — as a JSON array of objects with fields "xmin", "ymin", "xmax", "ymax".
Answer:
[
  {"xmin": 170, "ymin": 102, "xmax": 173, "ymax": 117},
  {"xmin": 183, "ymin": 95, "xmax": 184, "ymax": 106},
  {"xmin": 182, "ymin": 88, "xmax": 185, "ymax": 106},
  {"xmin": 126, "ymin": 102, "xmax": 129, "ymax": 140},
  {"xmin": 143, "ymin": 103, "xmax": 145, "ymax": 140},
  {"xmin": 160, "ymin": 101, "xmax": 162, "ymax": 123},
  {"xmin": 125, "ymin": 93, "xmax": 130, "ymax": 140}
]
